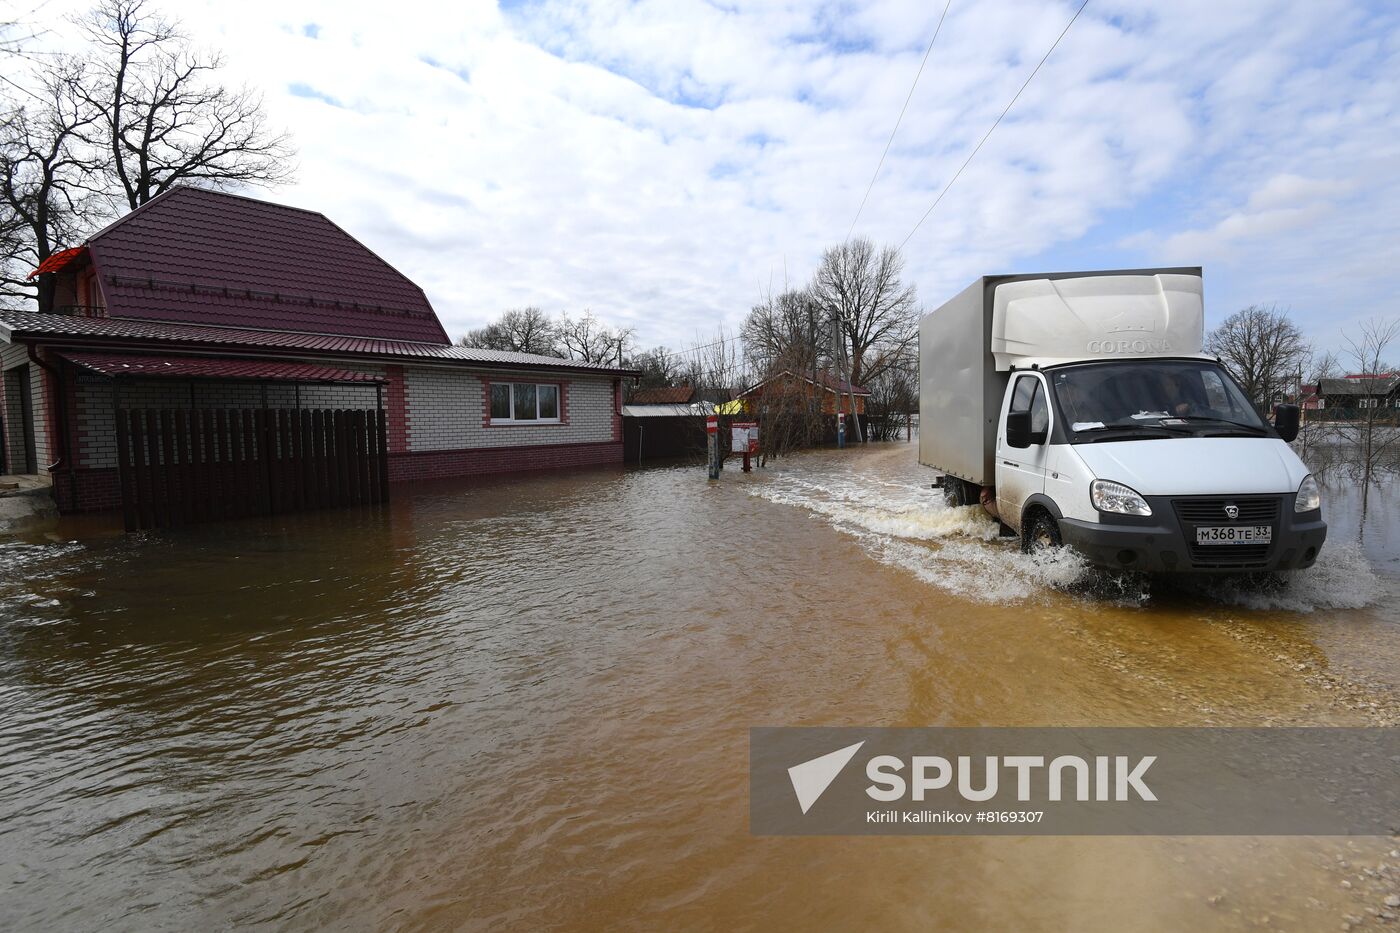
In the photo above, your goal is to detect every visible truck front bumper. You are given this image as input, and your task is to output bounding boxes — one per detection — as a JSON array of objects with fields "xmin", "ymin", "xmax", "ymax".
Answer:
[{"xmin": 1059, "ymin": 497, "xmax": 1326, "ymax": 574}]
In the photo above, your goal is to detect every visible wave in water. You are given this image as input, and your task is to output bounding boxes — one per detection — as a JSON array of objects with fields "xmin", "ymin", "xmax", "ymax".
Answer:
[{"xmin": 750, "ymin": 469, "xmax": 1381, "ymax": 612}]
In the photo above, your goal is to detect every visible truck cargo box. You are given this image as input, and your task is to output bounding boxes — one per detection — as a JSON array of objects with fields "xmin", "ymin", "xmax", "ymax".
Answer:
[
  {"xmin": 918, "ymin": 277, "xmax": 1004, "ymax": 486},
  {"xmin": 918, "ymin": 267, "xmax": 1204, "ymax": 487}
]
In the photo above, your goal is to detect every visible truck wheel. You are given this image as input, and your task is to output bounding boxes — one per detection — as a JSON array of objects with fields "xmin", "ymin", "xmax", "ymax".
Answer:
[
  {"xmin": 942, "ymin": 476, "xmax": 976, "ymax": 507},
  {"xmin": 1022, "ymin": 511, "xmax": 1063, "ymax": 555}
]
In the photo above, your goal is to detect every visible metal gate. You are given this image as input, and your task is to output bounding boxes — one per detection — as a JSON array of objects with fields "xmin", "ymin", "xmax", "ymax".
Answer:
[{"xmin": 113, "ymin": 407, "xmax": 390, "ymax": 531}]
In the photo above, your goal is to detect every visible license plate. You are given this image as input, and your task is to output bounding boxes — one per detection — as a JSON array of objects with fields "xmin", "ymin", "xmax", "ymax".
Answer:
[{"xmin": 1195, "ymin": 525, "xmax": 1272, "ymax": 545}]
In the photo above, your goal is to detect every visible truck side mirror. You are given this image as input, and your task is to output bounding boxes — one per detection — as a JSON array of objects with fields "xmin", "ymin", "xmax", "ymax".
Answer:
[
  {"xmin": 1274, "ymin": 403, "xmax": 1300, "ymax": 443},
  {"xmin": 1006, "ymin": 410, "xmax": 1033, "ymax": 448}
]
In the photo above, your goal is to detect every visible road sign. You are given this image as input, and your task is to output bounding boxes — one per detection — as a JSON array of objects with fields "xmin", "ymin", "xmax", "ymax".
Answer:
[{"xmin": 732, "ymin": 422, "xmax": 758, "ymax": 454}]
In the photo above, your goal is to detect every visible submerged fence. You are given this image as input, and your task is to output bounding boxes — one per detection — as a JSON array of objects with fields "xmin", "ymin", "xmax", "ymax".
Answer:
[{"xmin": 114, "ymin": 407, "xmax": 389, "ymax": 531}]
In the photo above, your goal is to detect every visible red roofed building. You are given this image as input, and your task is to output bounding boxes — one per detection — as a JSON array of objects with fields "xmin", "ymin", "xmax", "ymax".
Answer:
[
  {"xmin": 1, "ymin": 187, "xmax": 635, "ymax": 523},
  {"xmin": 735, "ymin": 370, "xmax": 870, "ymax": 416},
  {"xmin": 628, "ymin": 385, "xmax": 695, "ymax": 405}
]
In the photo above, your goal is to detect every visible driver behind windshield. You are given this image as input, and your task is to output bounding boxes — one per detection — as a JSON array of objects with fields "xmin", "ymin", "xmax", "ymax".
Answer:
[{"xmin": 1158, "ymin": 372, "xmax": 1206, "ymax": 418}]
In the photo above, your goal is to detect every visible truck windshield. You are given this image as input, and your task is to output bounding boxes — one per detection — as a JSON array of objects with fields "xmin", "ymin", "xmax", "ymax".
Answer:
[{"xmin": 1050, "ymin": 360, "xmax": 1266, "ymax": 440}]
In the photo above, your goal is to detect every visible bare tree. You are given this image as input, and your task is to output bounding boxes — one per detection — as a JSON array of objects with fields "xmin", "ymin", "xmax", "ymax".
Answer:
[
  {"xmin": 1295, "ymin": 347, "xmax": 1339, "ymax": 465},
  {"xmin": 627, "ymin": 346, "xmax": 679, "ymax": 391},
  {"xmin": 742, "ymin": 289, "xmax": 830, "ymax": 452},
  {"xmin": 808, "ymin": 238, "xmax": 919, "ymax": 443},
  {"xmin": 78, "ymin": 0, "xmax": 294, "ymax": 209},
  {"xmin": 0, "ymin": 58, "xmax": 109, "ymax": 311},
  {"xmin": 460, "ymin": 306, "xmax": 559, "ymax": 355},
  {"xmin": 864, "ymin": 347, "xmax": 918, "ymax": 441},
  {"xmin": 1207, "ymin": 305, "xmax": 1310, "ymax": 414},
  {"xmin": 689, "ymin": 325, "xmax": 744, "ymax": 401},
  {"xmin": 1334, "ymin": 317, "xmax": 1399, "ymax": 514},
  {"xmin": 2, "ymin": 0, "xmax": 295, "ymax": 310},
  {"xmin": 742, "ymin": 288, "xmax": 826, "ymax": 378},
  {"xmin": 558, "ymin": 310, "xmax": 633, "ymax": 366},
  {"xmin": 809, "ymin": 236, "xmax": 919, "ymax": 391}
]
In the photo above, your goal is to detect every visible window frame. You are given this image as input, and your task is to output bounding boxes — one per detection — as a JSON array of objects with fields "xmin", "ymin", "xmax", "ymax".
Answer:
[
  {"xmin": 1008, "ymin": 372, "xmax": 1052, "ymax": 445},
  {"xmin": 489, "ymin": 381, "xmax": 563, "ymax": 425}
]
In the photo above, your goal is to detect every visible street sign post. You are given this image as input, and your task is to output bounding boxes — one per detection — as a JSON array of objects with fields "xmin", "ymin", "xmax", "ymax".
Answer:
[
  {"xmin": 706, "ymin": 415, "xmax": 719, "ymax": 479},
  {"xmin": 731, "ymin": 422, "xmax": 758, "ymax": 472}
]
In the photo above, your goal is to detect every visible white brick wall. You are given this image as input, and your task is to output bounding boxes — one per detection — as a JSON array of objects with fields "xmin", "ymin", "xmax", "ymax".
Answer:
[
  {"xmin": 2, "ymin": 341, "xmax": 50, "ymax": 473},
  {"xmin": 402, "ymin": 365, "xmax": 615, "ymax": 451}
]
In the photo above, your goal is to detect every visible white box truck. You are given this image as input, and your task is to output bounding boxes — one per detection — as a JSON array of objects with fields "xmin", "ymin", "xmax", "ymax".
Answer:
[{"xmin": 919, "ymin": 268, "xmax": 1326, "ymax": 573}]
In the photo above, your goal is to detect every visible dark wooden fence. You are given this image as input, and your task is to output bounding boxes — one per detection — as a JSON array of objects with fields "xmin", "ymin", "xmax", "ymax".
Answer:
[{"xmin": 114, "ymin": 407, "xmax": 389, "ymax": 531}]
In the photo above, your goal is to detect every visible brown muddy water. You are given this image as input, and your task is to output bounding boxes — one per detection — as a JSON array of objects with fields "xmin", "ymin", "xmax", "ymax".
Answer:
[{"xmin": 1, "ymin": 443, "xmax": 1398, "ymax": 931}]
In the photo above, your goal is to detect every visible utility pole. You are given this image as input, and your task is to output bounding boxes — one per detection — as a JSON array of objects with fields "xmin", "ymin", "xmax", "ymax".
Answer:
[{"xmin": 832, "ymin": 308, "xmax": 865, "ymax": 443}]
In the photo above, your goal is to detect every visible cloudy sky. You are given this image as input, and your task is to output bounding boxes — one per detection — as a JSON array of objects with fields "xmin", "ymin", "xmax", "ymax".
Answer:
[{"xmin": 19, "ymin": 0, "xmax": 1400, "ymax": 356}]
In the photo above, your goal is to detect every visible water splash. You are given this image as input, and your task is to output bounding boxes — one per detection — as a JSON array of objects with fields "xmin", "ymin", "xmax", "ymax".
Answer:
[
  {"xmin": 1160, "ymin": 541, "xmax": 1383, "ymax": 613},
  {"xmin": 749, "ymin": 470, "xmax": 1094, "ymax": 604},
  {"xmin": 750, "ymin": 463, "xmax": 1381, "ymax": 612}
]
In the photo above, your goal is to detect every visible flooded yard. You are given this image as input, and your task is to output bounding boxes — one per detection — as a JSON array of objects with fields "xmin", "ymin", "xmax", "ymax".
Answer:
[{"xmin": 1, "ymin": 443, "xmax": 1398, "ymax": 930}]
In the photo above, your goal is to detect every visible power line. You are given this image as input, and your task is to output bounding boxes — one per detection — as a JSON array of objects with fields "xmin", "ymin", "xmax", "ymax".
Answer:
[
  {"xmin": 898, "ymin": 0, "xmax": 1091, "ymax": 251},
  {"xmin": 846, "ymin": 0, "xmax": 953, "ymax": 242},
  {"xmin": 0, "ymin": 70, "xmax": 46, "ymax": 103},
  {"xmin": 649, "ymin": 335, "xmax": 733, "ymax": 362}
]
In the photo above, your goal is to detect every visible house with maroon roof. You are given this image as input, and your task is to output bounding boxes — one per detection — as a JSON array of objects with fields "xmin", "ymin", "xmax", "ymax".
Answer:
[
  {"xmin": 733, "ymin": 370, "xmax": 870, "ymax": 417},
  {"xmin": 628, "ymin": 385, "xmax": 695, "ymax": 406},
  {"xmin": 0, "ymin": 187, "xmax": 634, "ymax": 523}
]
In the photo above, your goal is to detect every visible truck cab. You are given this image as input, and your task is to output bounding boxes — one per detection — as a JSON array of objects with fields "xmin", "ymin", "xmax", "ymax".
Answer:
[{"xmin": 920, "ymin": 269, "xmax": 1326, "ymax": 574}]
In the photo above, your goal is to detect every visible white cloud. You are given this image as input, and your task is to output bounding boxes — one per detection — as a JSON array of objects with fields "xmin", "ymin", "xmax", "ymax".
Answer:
[{"xmin": 14, "ymin": 0, "xmax": 1400, "ymax": 354}]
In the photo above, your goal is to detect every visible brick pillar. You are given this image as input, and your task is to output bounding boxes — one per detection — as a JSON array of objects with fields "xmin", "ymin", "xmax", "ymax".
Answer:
[
  {"xmin": 612, "ymin": 378, "xmax": 622, "ymax": 442},
  {"xmin": 384, "ymin": 364, "xmax": 409, "ymax": 453}
]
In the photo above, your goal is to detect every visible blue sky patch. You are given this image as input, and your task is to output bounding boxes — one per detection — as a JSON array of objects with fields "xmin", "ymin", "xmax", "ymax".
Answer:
[{"xmin": 288, "ymin": 82, "xmax": 342, "ymax": 108}]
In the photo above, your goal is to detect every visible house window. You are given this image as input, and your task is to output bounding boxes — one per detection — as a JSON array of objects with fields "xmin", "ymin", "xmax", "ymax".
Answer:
[
  {"xmin": 1359, "ymin": 398, "xmax": 1379, "ymax": 409},
  {"xmin": 490, "ymin": 382, "xmax": 561, "ymax": 423}
]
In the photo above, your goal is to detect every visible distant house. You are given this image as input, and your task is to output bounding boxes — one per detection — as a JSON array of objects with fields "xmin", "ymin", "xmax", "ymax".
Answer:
[
  {"xmin": 0, "ymin": 186, "xmax": 635, "ymax": 524},
  {"xmin": 733, "ymin": 370, "xmax": 869, "ymax": 416},
  {"xmin": 1315, "ymin": 374, "xmax": 1400, "ymax": 414},
  {"xmin": 629, "ymin": 385, "xmax": 695, "ymax": 405}
]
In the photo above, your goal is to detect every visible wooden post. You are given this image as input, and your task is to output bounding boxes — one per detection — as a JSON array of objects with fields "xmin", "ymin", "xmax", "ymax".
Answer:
[{"xmin": 706, "ymin": 414, "xmax": 719, "ymax": 480}]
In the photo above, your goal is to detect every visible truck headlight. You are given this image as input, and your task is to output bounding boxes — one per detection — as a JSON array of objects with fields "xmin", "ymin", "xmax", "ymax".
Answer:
[
  {"xmin": 1294, "ymin": 474, "xmax": 1321, "ymax": 513},
  {"xmin": 1091, "ymin": 479, "xmax": 1152, "ymax": 516}
]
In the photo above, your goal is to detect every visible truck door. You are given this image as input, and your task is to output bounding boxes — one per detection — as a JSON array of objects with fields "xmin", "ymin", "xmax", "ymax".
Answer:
[{"xmin": 996, "ymin": 373, "xmax": 1051, "ymax": 531}]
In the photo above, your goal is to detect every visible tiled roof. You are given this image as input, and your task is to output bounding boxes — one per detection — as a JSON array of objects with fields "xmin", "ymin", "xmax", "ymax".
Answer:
[
  {"xmin": 28, "ymin": 246, "xmax": 87, "ymax": 279},
  {"xmin": 57, "ymin": 352, "xmax": 385, "ymax": 383},
  {"xmin": 630, "ymin": 385, "xmax": 694, "ymax": 404},
  {"xmin": 1319, "ymin": 376, "xmax": 1398, "ymax": 396},
  {"xmin": 740, "ymin": 370, "xmax": 871, "ymax": 397},
  {"xmin": 0, "ymin": 309, "xmax": 638, "ymax": 374},
  {"xmin": 813, "ymin": 371, "xmax": 870, "ymax": 395},
  {"xmin": 83, "ymin": 187, "xmax": 449, "ymax": 344}
]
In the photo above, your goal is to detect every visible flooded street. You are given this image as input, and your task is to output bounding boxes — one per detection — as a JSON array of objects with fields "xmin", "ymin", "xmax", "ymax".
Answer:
[{"xmin": 2, "ymin": 443, "xmax": 1399, "ymax": 930}]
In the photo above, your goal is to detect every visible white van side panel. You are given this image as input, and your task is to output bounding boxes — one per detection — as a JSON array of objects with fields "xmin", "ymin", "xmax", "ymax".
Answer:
[{"xmin": 918, "ymin": 278, "xmax": 1006, "ymax": 486}]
